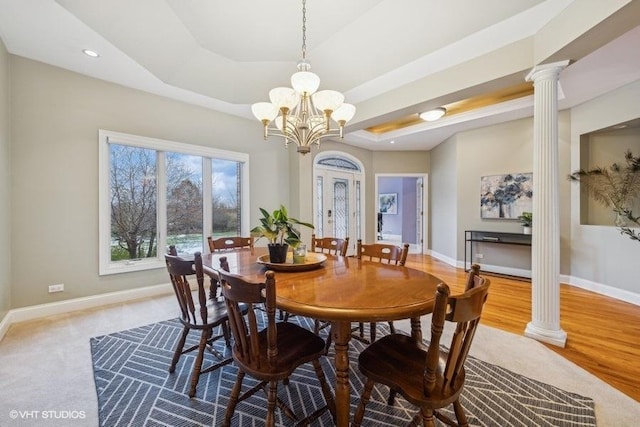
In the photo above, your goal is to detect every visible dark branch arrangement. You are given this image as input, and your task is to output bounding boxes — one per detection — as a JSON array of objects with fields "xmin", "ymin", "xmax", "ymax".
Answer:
[{"xmin": 568, "ymin": 149, "xmax": 640, "ymax": 243}]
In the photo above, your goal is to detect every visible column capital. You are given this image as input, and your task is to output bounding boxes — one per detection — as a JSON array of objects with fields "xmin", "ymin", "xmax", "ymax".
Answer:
[{"xmin": 526, "ymin": 59, "xmax": 570, "ymax": 83}]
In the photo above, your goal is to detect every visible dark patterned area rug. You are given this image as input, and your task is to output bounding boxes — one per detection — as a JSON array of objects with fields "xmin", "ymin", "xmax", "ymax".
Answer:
[{"xmin": 90, "ymin": 317, "xmax": 596, "ymax": 426}]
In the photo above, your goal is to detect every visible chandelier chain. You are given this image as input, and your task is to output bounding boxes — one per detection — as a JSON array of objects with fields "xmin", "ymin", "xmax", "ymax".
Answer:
[{"xmin": 301, "ymin": 0, "xmax": 307, "ymax": 60}]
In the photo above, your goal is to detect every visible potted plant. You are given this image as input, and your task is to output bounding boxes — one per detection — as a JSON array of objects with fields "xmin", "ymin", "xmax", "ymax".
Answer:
[
  {"xmin": 251, "ymin": 205, "xmax": 314, "ymax": 263},
  {"xmin": 518, "ymin": 212, "xmax": 532, "ymax": 235}
]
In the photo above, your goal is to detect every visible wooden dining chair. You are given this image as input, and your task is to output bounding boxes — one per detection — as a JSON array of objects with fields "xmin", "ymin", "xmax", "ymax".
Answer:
[
  {"xmin": 354, "ymin": 239, "xmax": 410, "ymax": 343},
  {"xmin": 218, "ymin": 268, "xmax": 336, "ymax": 427},
  {"xmin": 207, "ymin": 236, "xmax": 254, "ymax": 253},
  {"xmin": 311, "ymin": 234, "xmax": 349, "ymax": 256},
  {"xmin": 352, "ymin": 278, "xmax": 490, "ymax": 427},
  {"xmin": 356, "ymin": 239, "xmax": 409, "ymax": 266},
  {"xmin": 164, "ymin": 251, "xmax": 234, "ymax": 398}
]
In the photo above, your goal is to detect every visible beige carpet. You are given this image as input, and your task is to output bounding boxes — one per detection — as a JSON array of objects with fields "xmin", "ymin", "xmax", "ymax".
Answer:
[{"xmin": 0, "ymin": 293, "xmax": 638, "ymax": 426}]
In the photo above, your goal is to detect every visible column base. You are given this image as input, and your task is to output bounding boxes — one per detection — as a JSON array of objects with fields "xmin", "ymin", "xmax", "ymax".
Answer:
[{"xmin": 524, "ymin": 321, "xmax": 567, "ymax": 347}]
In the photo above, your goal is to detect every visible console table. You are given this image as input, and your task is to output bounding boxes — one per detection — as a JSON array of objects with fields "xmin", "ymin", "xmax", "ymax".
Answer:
[{"xmin": 464, "ymin": 230, "xmax": 532, "ymax": 277}]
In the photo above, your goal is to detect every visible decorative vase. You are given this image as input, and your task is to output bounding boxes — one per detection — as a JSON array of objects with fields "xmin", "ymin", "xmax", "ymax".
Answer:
[
  {"xmin": 523, "ymin": 226, "xmax": 532, "ymax": 235},
  {"xmin": 268, "ymin": 243, "xmax": 289, "ymax": 263}
]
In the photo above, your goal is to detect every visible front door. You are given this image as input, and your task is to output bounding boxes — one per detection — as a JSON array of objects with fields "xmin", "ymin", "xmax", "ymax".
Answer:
[{"xmin": 314, "ymin": 156, "xmax": 364, "ymax": 255}]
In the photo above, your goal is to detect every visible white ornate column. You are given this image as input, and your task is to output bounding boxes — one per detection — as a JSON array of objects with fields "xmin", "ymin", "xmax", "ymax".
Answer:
[{"xmin": 524, "ymin": 60, "xmax": 569, "ymax": 347}]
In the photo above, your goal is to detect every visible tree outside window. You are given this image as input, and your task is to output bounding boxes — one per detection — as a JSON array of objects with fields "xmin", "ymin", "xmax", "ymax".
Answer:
[{"xmin": 101, "ymin": 131, "xmax": 248, "ymax": 274}]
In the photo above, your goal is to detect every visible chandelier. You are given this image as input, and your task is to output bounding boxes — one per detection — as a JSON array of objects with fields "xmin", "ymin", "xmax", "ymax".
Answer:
[{"xmin": 251, "ymin": 0, "xmax": 356, "ymax": 155}]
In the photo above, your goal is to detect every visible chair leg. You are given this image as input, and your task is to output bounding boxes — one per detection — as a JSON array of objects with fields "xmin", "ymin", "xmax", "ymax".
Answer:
[
  {"xmin": 223, "ymin": 371, "xmax": 245, "ymax": 427},
  {"xmin": 169, "ymin": 326, "xmax": 190, "ymax": 373},
  {"xmin": 352, "ymin": 378, "xmax": 375, "ymax": 427},
  {"xmin": 324, "ymin": 326, "xmax": 333, "ymax": 355},
  {"xmin": 420, "ymin": 407, "xmax": 436, "ymax": 427},
  {"xmin": 453, "ymin": 398, "xmax": 469, "ymax": 427},
  {"xmin": 387, "ymin": 389, "xmax": 397, "ymax": 406},
  {"xmin": 188, "ymin": 328, "xmax": 211, "ymax": 398},
  {"xmin": 266, "ymin": 380, "xmax": 278, "ymax": 427},
  {"xmin": 388, "ymin": 320, "xmax": 395, "ymax": 334},
  {"xmin": 370, "ymin": 322, "xmax": 377, "ymax": 343},
  {"xmin": 221, "ymin": 321, "xmax": 231, "ymax": 347},
  {"xmin": 312, "ymin": 359, "xmax": 336, "ymax": 420}
]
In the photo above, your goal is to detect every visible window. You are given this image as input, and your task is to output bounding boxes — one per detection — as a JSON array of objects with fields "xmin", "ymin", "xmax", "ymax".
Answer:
[{"xmin": 99, "ymin": 130, "xmax": 249, "ymax": 275}]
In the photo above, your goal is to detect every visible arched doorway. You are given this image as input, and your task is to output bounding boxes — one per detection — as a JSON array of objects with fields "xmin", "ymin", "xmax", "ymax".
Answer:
[{"xmin": 313, "ymin": 152, "xmax": 365, "ymax": 255}]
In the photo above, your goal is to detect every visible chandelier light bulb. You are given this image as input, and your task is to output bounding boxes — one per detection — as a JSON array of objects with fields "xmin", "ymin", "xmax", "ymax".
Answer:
[
  {"xmin": 269, "ymin": 87, "xmax": 299, "ymax": 111},
  {"xmin": 251, "ymin": 102, "xmax": 278, "ymax": 122},
  {"xmin": 331, "ymin": 103, "xmax": 356, "ymax": 124},
  {"xmin": 312, "ymin": 90, "xmax": 345, "ymax": 113},
  {"xmin": 291, "ymin": 71, "xmax": 320, "ymax": 95}
]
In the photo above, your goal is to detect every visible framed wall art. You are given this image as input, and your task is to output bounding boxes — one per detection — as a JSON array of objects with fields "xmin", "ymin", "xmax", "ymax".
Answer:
[
  {"xmin": 379, "ymin": 193, "xmax": 398, "ymax": 215},
  {"xmin": 480, "ymin": 172, "xmax": 532, "ymax": 219}
]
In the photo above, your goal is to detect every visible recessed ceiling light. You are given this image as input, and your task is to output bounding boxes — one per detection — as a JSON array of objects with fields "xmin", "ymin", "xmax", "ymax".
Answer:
[
  {"xmin": 419, "ymin": 107, "xmax": 447, "ymax": 122},
  {"xmin": 82, "ymin": 49, "xmax": 100, "ymax": 58},
  {"xmin": 390, "ymin": 140, "xmax": 395, "ymax": 144}
]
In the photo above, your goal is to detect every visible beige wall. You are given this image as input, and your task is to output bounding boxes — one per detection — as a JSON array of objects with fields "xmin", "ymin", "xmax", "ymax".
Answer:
[
  {"xmin": 570, "ymin": 79, "xmax": 640, "ymax": 294},
  {"xmin": 430, "ymin": 135, "xmax": 458, "ymax": 261},
  {"xmin": 430, "ymin": 112, "xmax": 572, "ymax": 275},
  {"xmin": 9, "ymin": 56, "xmax": 290, "ymax": 308},
  {"xmin": 0, "ymin": 39, "xmax": 10, "ymax": 320}
]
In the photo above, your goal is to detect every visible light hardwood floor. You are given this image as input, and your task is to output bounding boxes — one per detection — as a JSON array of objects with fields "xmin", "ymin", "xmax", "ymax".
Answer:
[{"xmin": 404, "ymin": 254, "xmax": 640, "ymax": 403}]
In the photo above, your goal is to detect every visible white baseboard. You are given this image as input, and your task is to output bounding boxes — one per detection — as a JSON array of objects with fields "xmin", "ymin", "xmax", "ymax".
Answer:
[
  {"xmin": 426, "ymin": 253, "xmax": 639, "ymax": 306},
  {"xmin": 0, "ymin": 312, "xmax": 11, "ymax": 345},
  {"xmin": 429, "ymin": 250, "xmax": 458, "ymax": 267},
  {"xmin": 567, "ymin": 275, "xmax": 640, "ymax": 306},
  {"xmin": 0, "ymin": 283, "xmax": 173, "ymax": 343}
]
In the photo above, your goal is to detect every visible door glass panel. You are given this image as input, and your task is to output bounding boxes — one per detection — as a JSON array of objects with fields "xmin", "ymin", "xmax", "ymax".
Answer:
[
  {"xmin": 333, "ymin": 179, "xmax": 348, "ymax": 239},
  {"xmin": 166, "ymin": 153, "xmax": 203, "ymax": 254}
]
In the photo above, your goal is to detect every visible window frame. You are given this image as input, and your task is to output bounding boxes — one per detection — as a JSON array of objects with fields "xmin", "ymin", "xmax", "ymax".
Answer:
[{"xmin": 98, "ymin": 130, "xmax": 250, "ymax": 275}]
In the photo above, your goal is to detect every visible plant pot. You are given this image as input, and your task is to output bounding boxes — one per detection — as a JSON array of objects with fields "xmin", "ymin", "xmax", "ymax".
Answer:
[
  {"xmin": 268, "ymin": 243, "xmax": 289, "ymax": 263},
  {"xmin": 523, "ymin": 226, "xmax": 532, "ymax": 235}
]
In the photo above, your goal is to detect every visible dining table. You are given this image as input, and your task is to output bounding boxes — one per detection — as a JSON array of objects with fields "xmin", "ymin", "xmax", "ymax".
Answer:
[{"xmin": 201, "ymin": 247, "xmax": 444, "ymax": 427}]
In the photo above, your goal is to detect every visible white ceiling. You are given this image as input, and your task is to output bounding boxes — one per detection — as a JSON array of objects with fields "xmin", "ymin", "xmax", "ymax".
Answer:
[{"xmin": 1, "ymin": 0, "xmax": 639, "ymax": 151}]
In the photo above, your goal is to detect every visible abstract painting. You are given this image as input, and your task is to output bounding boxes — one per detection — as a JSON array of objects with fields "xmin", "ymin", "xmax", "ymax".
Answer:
[{"xmin": 480, "ymin": 172, "xmax": 532, "ymax": 219}]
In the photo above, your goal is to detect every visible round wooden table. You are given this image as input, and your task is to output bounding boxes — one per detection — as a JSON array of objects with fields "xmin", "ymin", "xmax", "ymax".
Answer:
[{"xmin": 202, "ymin": 248, "xmax": 443, "ymax": 427}]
